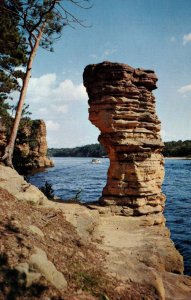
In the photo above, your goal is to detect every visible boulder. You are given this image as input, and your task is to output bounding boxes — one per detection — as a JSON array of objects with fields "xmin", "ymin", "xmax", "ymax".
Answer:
[
  {"xmin": 0, "ymin": 165, "xmax": 48, "ymax": 205},
  {"xmin": 29, "ymin": 247, "xmax": 67, "ymax": 290}
]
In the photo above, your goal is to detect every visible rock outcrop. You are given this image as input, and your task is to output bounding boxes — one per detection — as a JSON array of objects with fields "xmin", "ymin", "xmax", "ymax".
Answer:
[
  {"xmin": 13, "ymin": 119, "xmax": 54, "ymax": 170},
  {"xmin": 62, "ymin": 202, "xmax": 191, "ymax": 300},
  {"xmin": 1, "ymin": 165, "xmax": 162, "ymax": 300},
  {"xmin": 0, "ymin": 164, "xmax": 48, "ymax": 205},
  {"xmin": 0, "ymin": 118, "xmax": 53, "ymax": 171},
  {"xmin": 83, "ymin": 61, "xmax": 165, "ymax": 219},
  {"xmin": 1, "ymin": 165, "xmax": 191, "ymax": 299}
]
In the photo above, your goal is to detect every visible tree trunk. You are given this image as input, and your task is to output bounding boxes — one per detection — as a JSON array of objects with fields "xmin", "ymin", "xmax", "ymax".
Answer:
[{"xmin": 1, "ymin": 27, "xmax": 45, "ymax": 168}]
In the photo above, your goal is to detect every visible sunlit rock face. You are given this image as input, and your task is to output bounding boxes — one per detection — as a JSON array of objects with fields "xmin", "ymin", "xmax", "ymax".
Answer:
[
  {"xmin": 13, "ymin": 119, "xmax": 54, "ymax": 170},
  {"xmin": 0, "ymin": 119, "xmax": 53, "ymax": 170},
  {"xmin": 83, "ymin": 61, "xmax": 165, "ymax": 216}
]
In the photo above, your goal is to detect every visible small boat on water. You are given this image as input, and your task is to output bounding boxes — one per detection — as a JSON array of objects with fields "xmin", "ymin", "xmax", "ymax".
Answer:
[{"xmin": 91, "ymin": 158, "xmax": 101, "ymax": 164}]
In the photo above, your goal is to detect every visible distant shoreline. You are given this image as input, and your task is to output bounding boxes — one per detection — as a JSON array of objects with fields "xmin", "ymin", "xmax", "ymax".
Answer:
[
  {"xmin": 50, "ymin": 156, "xmax": 191, "ymax": 160},
  {"xmin": 165, "ymin": 157, "xmax": 191, "ymax": 160},
  {"xmin": 48, "ymin": 141, "xmax": 191, "ymax": 158}
]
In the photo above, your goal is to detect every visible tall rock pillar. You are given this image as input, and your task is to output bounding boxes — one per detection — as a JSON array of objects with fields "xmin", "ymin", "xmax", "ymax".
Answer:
[{"xmin": 83, "ymin": 61, "xmax": 165, "ymax": 217}]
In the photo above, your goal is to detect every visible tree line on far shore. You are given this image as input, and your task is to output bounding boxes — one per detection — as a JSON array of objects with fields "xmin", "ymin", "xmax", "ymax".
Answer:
[
  {"xmin": 48, "ymin": 144, "xmax": 107, "ymax": 158},
  {"xmin": 163, "ymin": 140, "xmax": 191, "ymax": 157},
  {"xmin": 48, "ymin": 140, "xmax": 191, "ymax": 158}
]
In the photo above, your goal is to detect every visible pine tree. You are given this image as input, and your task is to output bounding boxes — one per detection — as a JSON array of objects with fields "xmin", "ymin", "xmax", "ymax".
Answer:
[
  {"xmin": 0, "ymin": 1, "xmax": 27, "ymax": 120},
  {"xmin": 0, "ymin": 0, "xmax": 91, "ymax": 168}
]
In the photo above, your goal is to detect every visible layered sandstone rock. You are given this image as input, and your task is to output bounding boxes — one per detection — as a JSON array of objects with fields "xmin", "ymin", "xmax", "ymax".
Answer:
[
  {"xmin": 0, "ymin": 118, "xmax": 53, "ymax": 170},
  {"xmin": 83, "ymin": 61, "xmax": 165, "ymax": 217},
  {"xmin": 13, "ymin": 119, "xmax": 54, "ymax": 170}
]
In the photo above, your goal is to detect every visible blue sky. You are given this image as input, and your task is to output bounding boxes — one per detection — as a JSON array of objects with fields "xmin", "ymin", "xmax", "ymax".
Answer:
[{"xmin": 24, "ymin": 0, "xmax": 191, "ymax": 147}]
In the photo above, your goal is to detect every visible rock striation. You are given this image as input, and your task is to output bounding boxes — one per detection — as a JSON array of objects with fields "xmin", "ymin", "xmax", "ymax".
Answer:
[
  {"xmin": 13, "ymin": 119, "xmax": 54, "ymax": 170},
  {"xmin": 83, "ymin": 61, "xmax": 165, "ymax": 218},
  {"xmin": 0, "ymin": 118, "xmax": 53, "ymax": 171}
]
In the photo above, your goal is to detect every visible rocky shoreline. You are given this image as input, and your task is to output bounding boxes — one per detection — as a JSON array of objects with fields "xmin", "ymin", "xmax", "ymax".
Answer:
[
  {"xmin": 1, "ymin": 61, "xmax": 190, "ymax": 300},
  {"xmin": 0, "ymin": 164, "xmax": 191, "ymax": 300}
]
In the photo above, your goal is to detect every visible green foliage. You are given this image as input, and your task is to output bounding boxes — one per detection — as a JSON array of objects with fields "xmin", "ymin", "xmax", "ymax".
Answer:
[
  {"xmin": 48, "ymin": 141, "xmax": 191, "ymax": 158},
  {"xmin": 12, "ymin": 118, "xmax": 41, "ymax": 170},
  {"xmin": 48, "ymin": 144, "xmax": 107, "ymax": 158},
  {"xmin": 2, "ymin": 104, "xmax": 32, "ymax": 141},
  {"xmin": 12, "ymin": 154, "xmax": 35, "ymax": 172},
  {"xmin": 73, "ymin": 189, "xmax": 82, "ymax": 202},
  {"xmin": 28, "ymin": 140, "xmax": 38, "ymax": 149},
  {"xmin": 0, "ymin": 0, "xmax": 91, "ymax": 104},
  {"xmin": 11, "ymin": 103, "xmax": 32, "ymax": 119},
  {"xmin": 0, "ymin": 1, "xmax": 27, "ymax": 101},
  {"xmin": 0, "ymin": 102, "xmax": 33, "ymax": 140},
  {"xmin": 6, "ymin": 0, "xmax": 63, "ymax": 52},
  {"xmin": 40, "ymin": 181, "xmax": 54, "ymax": 199},
  {"xmin": 0, "ymin": 2, "xmax": 28, "ymax": 144},
  {"xmin": 28, "ymin": 120, "xmax": 41, "ymax": 149},
  {"xmin": 1, "ymin": 0, "xmax": 92, "ymax": 168},
  {"xmin": 163, "ymin": 140, "xmax": 191, "ymax": 157},
  {"xmin": 3, "ymin": 0, "xmax": 91, "ymax": 56},
  {"xmin": 0, "ymin": 101, "xmax": 11, "ymax": 124}
]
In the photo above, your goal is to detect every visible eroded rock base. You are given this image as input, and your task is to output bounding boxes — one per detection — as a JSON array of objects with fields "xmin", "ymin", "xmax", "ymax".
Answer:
[{"xmin": 61, "ymin": 202, "xmax": 191, "ymax": 300}]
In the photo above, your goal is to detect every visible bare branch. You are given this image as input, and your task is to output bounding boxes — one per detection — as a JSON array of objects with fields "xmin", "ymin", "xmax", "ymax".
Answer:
[
  {"xmin": 66, "ymin": 0, "xmax": 92, "ymax": 9},
  {"xmin": 57, "ymin": 2, "xmax": 88, "ymax": 27}
]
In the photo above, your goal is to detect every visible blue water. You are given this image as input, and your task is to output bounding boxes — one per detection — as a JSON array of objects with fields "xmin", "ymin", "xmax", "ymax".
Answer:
[
  {"xmin": 162, "ymin": 159, "xmax": 191, "ymax": 275},
  {"xmin": 28, "ymin": 157, "xmax": 191, "ymax": 275}
]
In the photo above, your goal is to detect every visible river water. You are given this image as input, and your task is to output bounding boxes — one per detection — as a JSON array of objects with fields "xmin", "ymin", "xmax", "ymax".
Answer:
[{"xmin": 28, "ymin": 157, "xmax": 191, "ymax": 275}]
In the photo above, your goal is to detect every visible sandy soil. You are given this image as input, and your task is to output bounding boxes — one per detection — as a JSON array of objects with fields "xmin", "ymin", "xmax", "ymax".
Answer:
[{"xmin": 0, "ymin": 188, "xmax": 158, "ymax": 300}]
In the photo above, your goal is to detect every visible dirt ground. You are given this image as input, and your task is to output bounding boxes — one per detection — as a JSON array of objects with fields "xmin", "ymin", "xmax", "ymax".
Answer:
[{"xmin": 0, "ymin": 187, "xmax": 158, "ymax": 300}]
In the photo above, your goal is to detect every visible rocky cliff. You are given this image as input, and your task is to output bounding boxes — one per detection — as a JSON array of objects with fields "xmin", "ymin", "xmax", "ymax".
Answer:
[
  {"xmin": 83, "ymin": 61, "xmax": 165, "ymax": 222},
  {"xmin": 0, "ymin": 118, "xmax": 53, "ymax": 171},
  {"xmin": 0, "ymin": 165, "xmax": 191, "ymax": 299}
]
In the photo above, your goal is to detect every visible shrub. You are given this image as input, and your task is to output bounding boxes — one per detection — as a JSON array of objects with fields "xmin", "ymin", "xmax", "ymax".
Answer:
[{"xmin": 40, "ymin": 181, "xmax": 54, "ymax": 199}]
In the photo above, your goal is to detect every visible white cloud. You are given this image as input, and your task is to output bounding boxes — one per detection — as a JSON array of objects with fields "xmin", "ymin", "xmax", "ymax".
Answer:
[
  {"xmin": 51, "ymin": 104, "xmax": 68, "ymax": 114},
  {"xmin": 27, "ymin": 73, "xmax": 87, "ymax": 103},
  {"xmin": 14, "ymin": 72, "xmax": 98, "ymax": 148},
  {"xmin": 178, "ymin": 83, "xmax": 191, "ymax": 94},
  {"xmin": 38, "ymin": 107, "xmax": 49, "ymax": 114},
  {"xmin": 103, "ymin": 48, "xmax": 117, "ymax": 57},
  {"xmin": 183, "ymin": 33, "xmax": 191, "ymax": 45},
  {"xmin": 46, "ymin": 120, "xmax": 60, "ymax": 131}
]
